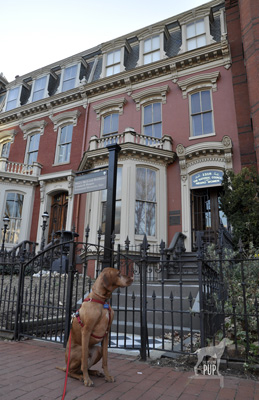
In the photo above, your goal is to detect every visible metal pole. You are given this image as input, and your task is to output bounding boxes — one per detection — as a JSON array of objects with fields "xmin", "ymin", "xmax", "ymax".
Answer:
[{"xmin": 102, "ymin": 143, "xmax": 121, "ymax": 269}]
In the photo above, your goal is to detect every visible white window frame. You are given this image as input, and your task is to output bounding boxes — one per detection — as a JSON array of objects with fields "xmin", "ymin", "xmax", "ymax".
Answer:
[
  {"xmin": 20, "ymin": 120, "xmax": 47, "ymax": 165},
  {"xmin": 177, "ymin": 71, "xmax": 220, "ymax": 139},
  {"xmin": 142, "ymin": 102, "xmax": 162, "ymax": 138},
  {"xmin": 100, "ymin": 39, "xmax": 131, "ymax": 78},
  {"xmin": 4, "ymin": 86, "xmax": 21, "ymax": 112},
  {"xmin": 50, "ymin": 110, "xmax": 80, "ymax": 165},
  {"xmin": 102, "ymin": 113, "xmax": 119, "ymax": 136},
  {"xmin": 0, "ymin": 129, "xmax": 17, "ymax": 158},
  {"xmin": 137, "ymin": 25, "xmax": 169, "ymax": 67},
  {"xmin": 56, "ymin": 124, "xmax": 73, "ymax": 164},
  {"xmin": 189, "ymin": 90, "xmax": 214, "ymax": 138},
  {"xmin": 58, "ymin": 63, "xmax": 81, "ymax": 93},
  {"xmin": 26, "ymin": 133, "xmax": 41, "ymax": 165},
  {"xmin": 3, "ymin": 191, "xmax": 24, "ymax": 245},
  {"xmin": 93, "ymin": 97, "xmax": 126, "ymax": 136},
  {"xmin": 135, "ymin": 166, "xmax": 157, "ymax": 237},
  {"xmin": 29, "ymin": 75, "xmax": 49, "ymax": 103},
  {"xmin": 178, "ymin": 10, "xmax": 215, "ymax": 54}
]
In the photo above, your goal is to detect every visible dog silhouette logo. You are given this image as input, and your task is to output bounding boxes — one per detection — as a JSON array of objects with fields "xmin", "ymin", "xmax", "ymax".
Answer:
[{"xmin": 193, "ymin": 338, "xmax": 232, "ymax": 376}]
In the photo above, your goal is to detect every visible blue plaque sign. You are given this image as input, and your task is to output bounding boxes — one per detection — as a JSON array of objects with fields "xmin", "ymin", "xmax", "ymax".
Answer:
[{"xmin": 191, "ymin": 170, "xmax": 223, "ymax": 188}]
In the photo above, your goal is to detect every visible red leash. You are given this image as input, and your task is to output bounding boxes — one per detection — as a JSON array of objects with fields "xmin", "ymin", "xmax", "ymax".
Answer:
[{"xmin": 62, "ymin": 332, "xmax": 72, "ymax": 400}]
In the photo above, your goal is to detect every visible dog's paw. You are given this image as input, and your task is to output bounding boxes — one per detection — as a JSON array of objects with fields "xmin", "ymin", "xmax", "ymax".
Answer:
[
  {"xmin": 105, "ymin": 375, "xmax": 115, "ymax": 383},
  {"xmin": 84, "ymin": 378, "xmax": 94, "ymax": 387}
]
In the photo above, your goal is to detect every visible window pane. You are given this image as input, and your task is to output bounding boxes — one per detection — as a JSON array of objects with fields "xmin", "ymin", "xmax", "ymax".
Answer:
[
  {"xmin": 106, "ymin": 66, "xmax": 113, "ymax": 76},
  {"xmin": 107, "ymin": 52, "xmax": 114, "ymax": 66},
  {"xmin": 197, "ymin": 35, "xmax": 206, "ymax": 48},
  {"xmin": 103, "ymin": 115, "xmax": 111, "ymax": 135},
  {"xmin": 203, "ymin": 112, "xmax": 213, "ymax": 134},
  {"xmin": 154, "ymin": 122, "xmax": 162, "ymax": 138},
  {"xmin": 62, "ymin": 79, "xmax": 75, "ymax": 91},
  {"xmin": 111, "ymin": 113, "xmax": 119, "ymax": 133},
  {"xmin": 153, "ymin": 103, "xmax": 161, "ymax": 122},
  {"xmin": 29, "ymin": 133, "xmax": 40, "ymax": 152},
  {"xmin": 115, "ymin": 200, "xmax": 121, "ymax": 234},
  {"xmin": 135, "ymin": 201, "xmax": 145, "ymax": 235},
  {"xmin": 114, "ymin": 50, "xmax": 120, "ymax": 63},
  {"xmin": 146, "ymin": 203, "xmax": 155, "ymax": 236},
  {"xmin": 144, "ymin": 104, "xmax": 152, "ymax": 125},
  {"xmin": 144, "ymin": 125, "xmax": 152, "ymax": 136},
  {"xmin": 196, "ymin": 19, "xmax": 205, "ymax": 35},
  {"xmin": 64, "ymin": 65, "xmax": 77, "ymax": 80},
  {"xmin": 113, "ymin": 64, "xmax": 120, "ymax": 74},
  {"xmin": 136, "ymin": 168, "xmax": 146, "ymax": 200},
  {"xmin": 152, "ymin": 35, "xmax": 160, "ymax": 50},
  {"xmin": 192, "ymin": 114, "xmax": 202, "ymax": 136},
  {"xmin": 187, "ymin": 22, "xmax": 195, "ymax": 38},
  {"xmin": 147, "ymin": 169, "xmax": 156, "ymax": 201},
  {"xmin": 191, "ymin": 93, "xmax": 201, "ymax": 114},
  {"xmin": 8, "ymin": 87, "xmax": 19, "ymax": 101},
  {"xmin": 201, "ymin": 91, "xmax": 211, "ymax": 112},
  {"xmin": 152, "ymin": 50, "xmax": 160, "ymax": 62},
  {"xmin": 34, "ymin": 76, "xmax": 46, "ymax": 91},
  {"xmin": 144, "ymin": 38, "xmax": 151, "ymax": 53},
  {"xmin": 187, "ymin": 38, "xmax": 197, "ymax": 51},
  {"xmin": 144, "ymin": 54, "xmax": 152, "ymax": 65}
]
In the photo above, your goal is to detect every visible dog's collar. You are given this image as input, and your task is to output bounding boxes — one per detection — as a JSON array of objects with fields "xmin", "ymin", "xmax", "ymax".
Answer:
[
  {"xmin": 91, "ymin": 289, "xmax": 109, "ymax": 302},
  {"xmin": 83, "ymin": 297, "xmax": 108, "ymax": 306}
]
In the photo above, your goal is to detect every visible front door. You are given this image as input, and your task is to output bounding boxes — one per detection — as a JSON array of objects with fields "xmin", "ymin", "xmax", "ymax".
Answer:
[
  {"xmin": 191, "ymin": 187, "xmax": 224, "ymax": 249},
  {"xmin": 48, "ymin": 192, "xmax": 68, "ymax": 242}
]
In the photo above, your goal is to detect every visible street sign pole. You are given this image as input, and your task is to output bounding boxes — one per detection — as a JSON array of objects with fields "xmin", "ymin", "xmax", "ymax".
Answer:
[{"xmin": 102, "ymin": 143, "xmax": 121, "ymax": 269}]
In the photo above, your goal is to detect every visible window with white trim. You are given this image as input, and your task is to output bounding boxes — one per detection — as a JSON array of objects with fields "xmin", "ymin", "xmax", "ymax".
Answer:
[
  {"xmin": 1, "ymin": 141, "xmax": 11, "ymax": 158},
  {"xmin": 27, "ymin": 133, "xmax": 40, "ymax": 164},
  {"xmin": 190, "ymin": 90, "xmax": 214, "ymax": 136},
  {"xmin": 56, "ymin": 124, "xmax": 73, "ymax": 163},
  {"xmin": 4, "ymin": 192, "xmax": 24, "ymax": 244},
  {"xmin": 62, "ymin": 65, "xmax": 78, "ymax": 91},
  {"xmin": 143, "ymin": 35, "xmax": 160, "ymax": 64},
  {"xmin": 103, "ymin": 113, "xmax": 119, "ymax": 136},
  {"xmin": 101, "ymin": 167, "xmax": 122, "ymax": 234},
  {"xmin": 5, "ymin": 87, "xmax": 20, "ymax": 111},
  {"xmin": 31, "ymin": 76, "xmax": 48, "ymax": 102},
  {"xmin": 135, "ymin": 167, "xmax": 156, "ymax": 236},
  {"xmin": 143, "ymin": 103, "xmax": 162, "ymax": 138},
  {"xmin": 186, "ymin": 19, "xmax": 206, "ymax": 51},
  {"xmin": 106, "ymin": 50, "xmax": 121, "ymax": 77}
]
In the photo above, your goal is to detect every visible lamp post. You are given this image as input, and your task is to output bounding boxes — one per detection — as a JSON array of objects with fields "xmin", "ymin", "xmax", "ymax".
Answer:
[
  {"xmin": 1, "ymin": 215, "xmax": 10, "ymax": 254},
  {"xmin": 40, "ymin": 211, "xmax": 49, "ymax": 251}
]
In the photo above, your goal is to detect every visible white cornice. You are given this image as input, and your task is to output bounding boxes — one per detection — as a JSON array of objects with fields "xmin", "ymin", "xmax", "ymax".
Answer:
[
  {"xmin": 177, "ymin": 71, "xmax": 220, "ymax": 98},
  {"xmin": 50, "ymin": 109, "xmax": 81, "ymax": 131},
  {"xmin": 131, "ymin": 85, "xmax": 169, "ymax": 110},
  {"xmin": 20, "ymin": 120, "xmax": 47, "ymax": 139},
  {"xmin": 92, "ymin": 97, "xmax": 127, "ymax": 119}
]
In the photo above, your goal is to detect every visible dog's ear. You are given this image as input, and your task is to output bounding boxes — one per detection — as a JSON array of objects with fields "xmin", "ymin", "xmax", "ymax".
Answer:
[{"xmin": 102, "ymin": 270, "xmax": 113, "ymax": 291}]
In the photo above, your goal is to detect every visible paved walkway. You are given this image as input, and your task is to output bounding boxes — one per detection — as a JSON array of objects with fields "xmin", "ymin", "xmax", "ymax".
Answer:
[{"xmin": 0, "ymin": 339, "xmax": 259, "ymax": 400}]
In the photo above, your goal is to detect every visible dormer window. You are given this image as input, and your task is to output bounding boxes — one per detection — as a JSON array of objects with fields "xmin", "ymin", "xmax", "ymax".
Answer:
[
  {"xmin": 31, "ymin": 76, "xmax": 48, "ymax": 102},
  {"xmin": 178, "ymin": 6, "xmax": 216, "ymax": 54},
  {"xmin": 137, "ymin": 25, "xmax": 169, "ymax": 67},
  {"xmin": 5, "ymin": 87, "xmax": 20, "ymax": 111},
  {"xmin": 61, "ymin": 64, "xmax": 78, "ymax": 92},
  {"xmin": 101, "ymin": 39, "xmax": 131, "ymax": 78},
  {"xmin": 143, "ymin": 35, "xmax": 160, "ymax": 64},
  {"xmin": 186, "ymin": 19, "xmax": 206, "ymax": 51},
  {"xmin": 106, "ymin": 50, "xmax": 121, "ymax": 76}
]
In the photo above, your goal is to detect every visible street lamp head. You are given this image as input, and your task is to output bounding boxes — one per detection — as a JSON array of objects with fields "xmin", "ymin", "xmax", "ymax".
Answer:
[
  {"xmin": 42, "ymin": 211, "xmax": 49, "ymax": 223},
  {"xmin": 3, "ymin": 215, "xmax": 10, "ymax": 227}
]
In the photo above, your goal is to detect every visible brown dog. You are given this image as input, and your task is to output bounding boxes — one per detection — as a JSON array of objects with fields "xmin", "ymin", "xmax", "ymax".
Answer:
[{"xmin": 58, "ymin": 267, "xmax": 133, "ymax": 387}]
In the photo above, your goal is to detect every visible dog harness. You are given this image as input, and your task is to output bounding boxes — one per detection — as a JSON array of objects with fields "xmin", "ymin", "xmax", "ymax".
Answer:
[{"xmin": 74, "ymin": 297, "xmax": 111, "ymax": 340}]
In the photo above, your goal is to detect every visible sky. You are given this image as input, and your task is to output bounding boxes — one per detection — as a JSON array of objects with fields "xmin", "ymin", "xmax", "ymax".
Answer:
[{"xmin": 1, "ymin": 0, "xmax": 208, "ymax": 83}]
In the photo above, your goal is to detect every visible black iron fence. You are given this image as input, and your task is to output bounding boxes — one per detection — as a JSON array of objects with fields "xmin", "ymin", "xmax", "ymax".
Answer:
[{"xmin": 0, "ymin": 229, "xmax": 258, "ymax": 365}]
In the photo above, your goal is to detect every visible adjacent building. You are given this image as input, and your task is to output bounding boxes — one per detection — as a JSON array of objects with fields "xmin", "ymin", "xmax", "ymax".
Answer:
[{"xmin": 1, "ymin": 0, "xmax": 254, "ymax": 270}]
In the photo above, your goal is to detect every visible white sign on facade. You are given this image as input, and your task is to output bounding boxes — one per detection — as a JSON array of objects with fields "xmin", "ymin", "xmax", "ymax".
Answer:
[
  {"xmin": 74, "ymin": 171, "xmax": 107, "ymax": 194},
  {"xmin": 191, "ymin": 170, "xmax": 223, "ymax": 188}
]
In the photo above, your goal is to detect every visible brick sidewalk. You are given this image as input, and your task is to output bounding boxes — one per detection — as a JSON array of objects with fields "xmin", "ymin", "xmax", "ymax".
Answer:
[{"xmin": 0, "ymin": 340, "xmax": 259, "ymax": 400}]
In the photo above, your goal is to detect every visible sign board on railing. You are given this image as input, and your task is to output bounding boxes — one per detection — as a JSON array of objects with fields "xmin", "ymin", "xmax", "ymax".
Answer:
[
  {"xmin": 74, "ymin": 171, "xmax": 107, "ymax": 194},
  {"xmin": 191, "ymin": 170, "xmax": 223, "ymax": 188}
]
